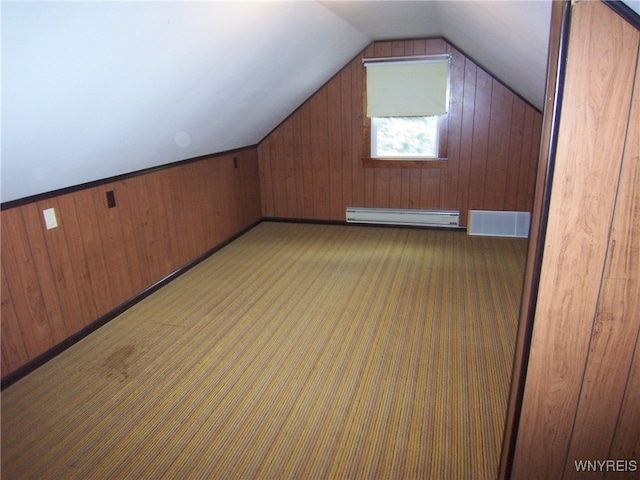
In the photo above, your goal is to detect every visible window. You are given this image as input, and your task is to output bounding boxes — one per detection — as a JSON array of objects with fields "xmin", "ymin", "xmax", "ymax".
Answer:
[
  {"xmin": 371, "ymin": 116, "xmax": 439, "ymax": 158},
  {"xmin": 364, "ymin": 55, "xmax": 450, "ymax": 164}
]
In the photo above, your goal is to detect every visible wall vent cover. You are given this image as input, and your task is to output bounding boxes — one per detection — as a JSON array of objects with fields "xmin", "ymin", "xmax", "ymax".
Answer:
[{"xmin": 468, "ymin": 210, "xmax": 530, "ymax": 238}]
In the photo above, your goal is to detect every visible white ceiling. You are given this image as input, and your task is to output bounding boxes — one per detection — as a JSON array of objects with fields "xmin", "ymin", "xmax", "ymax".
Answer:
[
  {"xmin": 322, "ymin": 1, "xmax": 552, "ymax": 112},
  {"xmin": 1, "ymin": 1, "xmax": 554, "ymax": 204}
]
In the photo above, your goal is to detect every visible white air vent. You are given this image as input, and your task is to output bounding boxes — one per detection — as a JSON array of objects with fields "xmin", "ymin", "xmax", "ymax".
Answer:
[
  {"xmin": 468, "ymin": 210, "xmax": 530, "ymax": 238},
  {"xmin": 346, "ymin": 207, "xmax": 460, "ymax": 228}
]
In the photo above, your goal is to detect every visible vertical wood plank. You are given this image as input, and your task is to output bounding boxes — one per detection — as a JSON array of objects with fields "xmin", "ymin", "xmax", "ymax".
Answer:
[
  {"xmin": 327, "ymin": 74, "xmax": 344, "ymax": 219},
  {"xmin": 130, "ymin": 176, "xmax": 166, "ymax": 284},
  {"xmin": 91, "ymin": 185, "xmax": 136, "ymax": 307},
  {"xmin": 35, "ymin": 197, "xmax": 88, "ymax": 334},
  {"xmin": 123, "ymin": 176, "xmax": 157, "ymax": 287},
  {"xmin": 351, "ymin": 57, "xmax": 365, "ymax": 207},
  {"xmin": 280, "ymin": 120, "xmax": 298, "ymax": 219},
  {"xmin": 389, "ymin": 168, "xmax": 403, "ymax": 207},
  {"xmin": 457, "ymin": 57, "xmax": 477, "ymax": 227},
  {"xmin": 341, "ymin": 57, "xmax": 354, "ymax": 212},
  {"xmin": 291, "ymin": 104, "xmax": 306, "ymax": 218},
  {"xmin": 512, "ymin": 2, "xmax": 640, "ymax": 477},
  {"xmin": 564, "ymin": 49, "xmax": 640, "ymax": 476},
  {"xmin": 237, "ymin": 149, "xmax": 262, "ymax": 226},
  {"xmin": 113, "ymin": 180, "xmax": 151, "ymax": 294},
  {"xmin": 483, "ymin": 81, "xmax": 513, "ymax": 210},
  {"xmin": 1, "ymin": 265, "xmax": 30, "ymax": 374},
  {"xmin": 419, "ymin": 169, "xmax": 441, "ymax": 209},
  {"xmin": 299, "ymin": 102, "xmax": 314, "ymax": 218},
  {"xmin": 606, "ymin": 331, "xmax": 640, "ymax": 479},
  {"xmin": 213, "ymin": 156, "xmax": 240, "ymax": 242},
  {"xmin": 21, "ymin": 203, "xmax": 69, "ymax": 343},
  {"xmin": 1, "ymin": 208, "xmax": 55, "ymax": 358},
  {"xmin": 186, "ymin": 162, "xmax": 211, "ymax": 256},
  {"xmin": 310, "ymin": 87, "xmax": 331, "ymax": 219},
  {"xmin": 258, "ymin": 140, "xmax": 274, "ymax": 217},
  {"xmin": 270, "ymin": 125, "xmax": 288, "ymax": 218},
  {"xmin": 524, "ymin": 113, "xmax": 543, "ymax": 212},
  {"xmin": 468, "ymin": 68, "xmax": 492, "ymax": 212},
  {"xmin": 289, "ymin": 122, "xmax": 301, "ymax": 218},
  {"xmin": 161, "ymin": 169, "xmax": 186, "ymax": 266},
  {"xmin": 57, "ymin": 194, "xmax": 99, "ymax": 321},
  {"xmin": 516, "ymin": 108, "xmax": 537, "ymax": 212},
  {"xmin": 504, "ymin": 98, "xmax": 526, "ymax": 210},
  {"xmin": 167, "ymin": 168, "xmax": 198, "ymax": 264}
]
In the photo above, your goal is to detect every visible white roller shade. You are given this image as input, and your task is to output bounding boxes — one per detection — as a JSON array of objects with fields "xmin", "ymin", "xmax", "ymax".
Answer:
[{"xmin": 365, "ymin": 58, "xmax": 449, "ymax": 117}]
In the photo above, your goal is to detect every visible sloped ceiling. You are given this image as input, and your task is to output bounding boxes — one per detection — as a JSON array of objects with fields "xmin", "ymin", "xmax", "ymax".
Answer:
[
  {"xmin": 1, "ymin": 1, "xmax": 553, "ymax": 204},
  {"xmin": 322, "ymin": 1, "xmax": 552, "ymax": 106}
]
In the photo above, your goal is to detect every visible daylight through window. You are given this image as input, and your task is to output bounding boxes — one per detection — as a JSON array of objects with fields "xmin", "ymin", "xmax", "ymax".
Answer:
[{"xmin": 371, "ymin": 116, "xmax": 438, "ymax": 158}]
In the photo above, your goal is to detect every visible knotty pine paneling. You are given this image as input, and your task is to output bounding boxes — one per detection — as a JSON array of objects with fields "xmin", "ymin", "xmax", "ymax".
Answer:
[
  {"xmin": 258, "ymin": 38, "xmax": 542, "ymax": 227},
  {"xmin": 1, "ymin": 149, "xmax": 261, "ymax": 378},
  {"xmin": 511, "ymin": 2, "xmax": 640, "ymax": 478}
]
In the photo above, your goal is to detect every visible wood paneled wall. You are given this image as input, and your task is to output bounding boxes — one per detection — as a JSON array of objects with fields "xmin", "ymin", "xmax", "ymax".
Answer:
[
  {"xmin": 1, "ymin": 149, "xmax": 262, "ymax": 378},
  {"xmin": 258, "ymin": 38, "xmax": 542, "ymax": 226},
  {"xmin": 511, "ymin": 1, "xmax": 640, "ymax": 477}
]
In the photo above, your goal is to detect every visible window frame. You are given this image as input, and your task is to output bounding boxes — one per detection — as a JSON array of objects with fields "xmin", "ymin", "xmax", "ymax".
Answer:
[{"xmin": 362, "ymin": 55, "xmax": 450, "ymax": 168}]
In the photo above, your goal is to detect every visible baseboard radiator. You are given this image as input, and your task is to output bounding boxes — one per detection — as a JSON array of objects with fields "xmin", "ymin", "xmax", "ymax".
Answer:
[
  {"xmin": 346, "ymin": 207, "xmax": 460, "ymax": 228},
  {"xmin": 468, "ymin": 210, "xmax": 531, "ymax": 238}
]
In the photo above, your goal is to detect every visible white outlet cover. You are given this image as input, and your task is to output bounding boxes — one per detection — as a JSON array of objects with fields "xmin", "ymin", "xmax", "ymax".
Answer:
[{"xmin": 43, "ymin": 208, "xmax": 58, "ymax": 230}]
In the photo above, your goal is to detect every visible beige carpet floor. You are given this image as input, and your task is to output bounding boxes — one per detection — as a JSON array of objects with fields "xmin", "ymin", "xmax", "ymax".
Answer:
[{"xmin": 2, "ymin": 221, "xmax": 527, "ymax": 479}]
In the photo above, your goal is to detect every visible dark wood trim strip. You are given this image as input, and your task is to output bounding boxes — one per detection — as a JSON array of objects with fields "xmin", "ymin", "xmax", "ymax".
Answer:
[
  {"xmin": 1, "ymin": 145, "xmax": 258, "ymax": 211},
  {"xmin": 498, "ymin": 1, "xmax": 573, "ymax": 477},
  {"xmin": 604, "ymin": 0, "xmax": 640, "ymax": 31},
  {"xmin": 0, "ymin": 219, "xmax": 262, "ymax": 390}
]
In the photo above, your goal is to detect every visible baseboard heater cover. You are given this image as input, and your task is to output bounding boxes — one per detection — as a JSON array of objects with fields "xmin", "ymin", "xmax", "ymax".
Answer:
[
  {"xmin": 468, "ymin": 210, "xmax": 531, "ymax": 238},
  {"xmin": 346, "ymin": 207, "xmax": 460, "ymax": 228}
]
